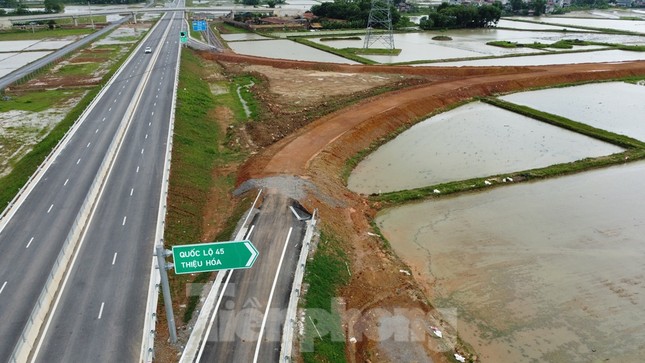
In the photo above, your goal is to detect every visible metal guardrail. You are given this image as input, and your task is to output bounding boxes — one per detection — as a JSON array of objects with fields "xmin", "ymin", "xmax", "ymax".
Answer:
[{"xmin": 279, "ymin": 208, "xmax": 317, "ymax": 362}]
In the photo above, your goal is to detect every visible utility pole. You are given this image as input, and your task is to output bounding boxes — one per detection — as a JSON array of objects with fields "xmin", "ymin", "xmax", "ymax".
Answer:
[{"xmin": 156, "ymin": 244, "xmax": 177, "ymax": 344}]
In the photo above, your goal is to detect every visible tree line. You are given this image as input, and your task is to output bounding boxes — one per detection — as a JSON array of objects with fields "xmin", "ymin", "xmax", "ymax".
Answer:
[
  {"xmin": 311, "ymin": 0, "xmax": 500, "ymax": 30},
  {"xmin": 420, "ymin": 3, "xmax": 502, "ymax": 29}
]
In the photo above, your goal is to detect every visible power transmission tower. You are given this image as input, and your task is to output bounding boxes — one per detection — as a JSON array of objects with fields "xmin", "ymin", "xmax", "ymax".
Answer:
[{"xmin": 363, "ymin": 0, "xmax": 395, "ymax": 50}]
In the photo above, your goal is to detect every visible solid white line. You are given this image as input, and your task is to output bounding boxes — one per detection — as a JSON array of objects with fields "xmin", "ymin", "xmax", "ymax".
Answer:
[
  {"xmin": 98, "ymin": 302, "xmax": 105, "ymax": 319},
  {"xmin": 112, "ymin": 253, "xmax": 118, "ymax": 265},
  {"xmin": 47, "ymin": 204, "xmax": 53, "ymax": 213},
  {"xmin": 253, "ymin": 227, "xmax": 293, "ymax": 363},
  {"xmin": 26, "ymin": 237, "xmax": 34, "ymax": 248},
  {"xmin": 130, "ymin": 188, "xmax": 134, "ymax": 196},
  {"xmin": 122, "ymin": 216, "xmax": 127, "ymax": 226},
  {"xmin": 196, "ymin": 225, "xmax": 256, "ymax": 361},
  {"xmin": 195, "ymin": 270, "xmax": 233, "ymax": 363},
  {"xmin": 64, "ymin": 178, "xmax": 69, "ymax": 186},
  {"xmin": 0, "ymin": 281, "xmax": 6, "ymax": 295}
]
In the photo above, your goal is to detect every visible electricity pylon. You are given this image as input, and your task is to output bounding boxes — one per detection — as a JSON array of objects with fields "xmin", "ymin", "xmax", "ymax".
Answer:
[{"xmin": 363, "ymin": 0, "xmax": 395, "ymax": 50}]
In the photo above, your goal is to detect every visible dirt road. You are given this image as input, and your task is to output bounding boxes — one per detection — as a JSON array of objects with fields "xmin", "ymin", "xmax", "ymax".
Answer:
[{"xmin": 204, "ymin": 51, "xmax": 645, "ymax": 363}]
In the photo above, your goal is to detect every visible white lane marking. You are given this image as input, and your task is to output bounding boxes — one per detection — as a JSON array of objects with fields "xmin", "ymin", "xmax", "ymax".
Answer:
[
  {"xmin": 0, "ymin": 281, "xmax": 6, "ymax": 295},
  {"xmin": 141, "ymin": 148, "xmax": 144, "ymax": 155},
  {"xmin": 95, "ymin": 128, "xmax": 99, "ymax": 133},
  {"xmin": 145, "ymin": 134, "xmax": 148, "ymax": 139},
  {"xmin": 151, "ymin": 111, "xmax": 154, "ymax": 116},
  {"xmin": 153, "ymin": 102, "xmax": 156, "ymax": 107},
  {"xmin": 253, "ymin": 227, "xmax": 293, "ymax": 363},
  {"xmin": 77, "ymin": 158, "xmax": 81, "ymax": 165},
  {"xmin": 102, "ymin": 117, "xmax": 106, "ymax": 122},
  {"xmin": 136, "ymin": 166, "xmax": 140, "ymax": 173},
  {"xmin": 130, "ymin": 188, "xmax": 134, "ymax": 196},
  {"xmin": 122, "ymin": 216, "xmax": 127, "ymax": 226},
  {"xmin": 26, "ymin": 237, "xmax": 34, "ymax": 248},
  {"xmin": 98, "ymin": 302, "xmax": 105, "ymax": 319},
  {"xmin": 112, "ymin": 253, "xmax": 118, "ymax": 265},
  {"xmin": 87, "ymin": 142, "xmax": 91, "ymax": 148},
  {"xmin": 155, "ymin": 95, "xmax": 158, "ymax": 98},
  {"xmin": 148, "ymin": 122, "xmax": 151, "ymax": 126},
  {"xmin": 108, "ymin": 107, "xmax": 111, "ymax": 112},
  {"xmin": 47, "ymin": 204, "xmax": 53, "ymax": 213},
  {"xmin": 64, "ymin": 178, "xmax": 69, "ymax": 186},
  {"xmin": 119, "ymin": 91, "xmax": 122, "ymax": 95}
]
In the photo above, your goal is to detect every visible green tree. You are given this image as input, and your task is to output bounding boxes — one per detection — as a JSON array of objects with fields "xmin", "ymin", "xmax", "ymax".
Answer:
[
  {"xmin": 530, "ymin": 0, "xmax": 546, "ymax": 15},
  {"xmin": 242, "ymin": 0, "xmax": 259, "ymax": 5},
  {"xmin": 510, "ymin": 0, "xmax": 524, "ymax": 12},
  {"xmin": 44, "ymin": 0, "xmax": 64, "ymax": 13}
]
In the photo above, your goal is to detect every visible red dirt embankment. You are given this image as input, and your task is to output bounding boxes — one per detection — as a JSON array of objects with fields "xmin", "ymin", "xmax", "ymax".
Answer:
[{"xmin": 204, "ymin": 51, "xmax": 645, "ymax": 363}]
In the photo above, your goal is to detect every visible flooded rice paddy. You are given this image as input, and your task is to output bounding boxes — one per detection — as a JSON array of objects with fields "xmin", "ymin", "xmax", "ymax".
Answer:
[
  {"xmin": 226, "ymin": 38, "xmax": 358, "ymax": 64},
  {"xmin": 376, "ymin": 161, "xmax": 645, "ymax": 362},
  {"xmin": 500, "ymin": 82, "xmax": 645, "ymax": 142},
  {"xmin": 347, "ymin": 101, "xmax": 623, "ymax": 194}
]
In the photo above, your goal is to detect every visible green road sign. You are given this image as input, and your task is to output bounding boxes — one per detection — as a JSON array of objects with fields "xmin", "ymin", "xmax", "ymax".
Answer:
[
  {"xmin": 172, "ymin": 240, "xmax": 259, "ymax": 274},
  {"xmin": 180, "ymin": 30, "xmax": 187, "ymax": 43}
]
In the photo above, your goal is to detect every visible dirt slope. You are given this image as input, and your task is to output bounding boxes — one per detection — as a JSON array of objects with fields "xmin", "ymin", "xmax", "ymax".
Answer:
[{"xmin": 204, "ymin": 51, "xmax": 645, "ymax": 363}]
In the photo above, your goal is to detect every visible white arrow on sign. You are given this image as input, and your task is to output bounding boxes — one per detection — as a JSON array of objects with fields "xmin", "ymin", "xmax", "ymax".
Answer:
[{"xmin": 245, "ymin": 241, "xmax": 258, "ymax": 267}]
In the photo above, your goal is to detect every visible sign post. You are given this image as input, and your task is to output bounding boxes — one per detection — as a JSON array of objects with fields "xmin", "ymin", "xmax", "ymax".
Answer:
[{"xmin": 172, "ymin": 240, "xmax": 259, "ymax": 274}]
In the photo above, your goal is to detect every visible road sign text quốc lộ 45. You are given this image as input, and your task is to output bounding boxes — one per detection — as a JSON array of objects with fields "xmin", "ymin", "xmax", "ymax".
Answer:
[{"xmin": 172, "ymin": 240, "xmax": 259, "ymax": 274}]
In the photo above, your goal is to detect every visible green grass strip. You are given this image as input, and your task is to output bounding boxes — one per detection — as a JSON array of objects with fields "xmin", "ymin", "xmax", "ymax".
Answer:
[
  {"xmin": 290, "ymin": 37, "xmax": 376, "ymax": 65},
  {"xmin": 367, "ymin": 95, "xmax": 645, "ymax": 206},
  {"xmin": 302, "ymin": 230, "xmax": 350, "ymax": 363},
  {"xmin": 482, "ymin": 97, "xmax": 645, "ymax": 149}
]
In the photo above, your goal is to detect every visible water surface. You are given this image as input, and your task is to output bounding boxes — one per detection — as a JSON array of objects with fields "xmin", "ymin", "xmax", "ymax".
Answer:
[
  {"xmin": 500, "ymin": 82, "xmax": 645, "ymax": 142},
  {"xmin": 348, "ymin": 102, "xmax": 623, "ymax": 194},
  {"xmin": 376, "ymin": 161, "xmax": 645, "ymax": 363}
]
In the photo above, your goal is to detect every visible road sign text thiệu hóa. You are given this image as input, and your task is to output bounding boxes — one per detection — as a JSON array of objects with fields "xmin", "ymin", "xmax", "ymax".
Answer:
[{"xmin": 172, "ymin": 240, "xmax": 259, "ymax": 274}]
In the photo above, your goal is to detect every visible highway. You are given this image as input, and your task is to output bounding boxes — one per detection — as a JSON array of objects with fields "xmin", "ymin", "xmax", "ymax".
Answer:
[
  {"xmin": 30, "ymin": 10, "xmax": 184, "ymax": 363},
  {"xmin": 0, "ymin": 7, "xmax": 183, "ymax": 363},
  {"xmin": 198, "ymin": 193, "xmax": 307, "ymax": 362}
]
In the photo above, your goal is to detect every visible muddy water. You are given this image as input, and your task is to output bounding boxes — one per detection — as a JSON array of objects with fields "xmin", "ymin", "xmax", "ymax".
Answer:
[
  {"xmin": 226, "ymin": 39, "xmax": 358, "ymax": 64},
  {"xmin": 500, "ymin": 82, "xmax": 645, "ymax": 142},
  {"xmin": 376, "ymin": 161, "xmax": 645, "ymax": 363},
  {"xmin": 347, "ymin": 102, "xmax": 623, "ymax": 194}
]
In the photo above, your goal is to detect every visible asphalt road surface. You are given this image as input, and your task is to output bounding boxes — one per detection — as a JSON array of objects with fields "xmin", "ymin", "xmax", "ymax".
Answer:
[
  {"xmin": 31, "ymin": 11, "xmax": 184, "ymax": 363},
  {"xmin": 199, "ymin": 192, "xmax": 307, "ymax": 363},
  {"xmin": 0, "ymin": 9, "xmax": 182, "ymax": 363}
]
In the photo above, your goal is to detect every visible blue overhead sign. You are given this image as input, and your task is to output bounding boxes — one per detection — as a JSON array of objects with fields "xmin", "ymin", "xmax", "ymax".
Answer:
[{"xmin": 192, "ymin": 20, "xmax": 207, "ymax": 32}]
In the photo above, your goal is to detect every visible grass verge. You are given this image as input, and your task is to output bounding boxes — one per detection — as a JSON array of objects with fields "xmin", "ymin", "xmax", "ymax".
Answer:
[
  {"xmin": 302, "ymin": 230, "xmax": 350, "ymax": 363},
  {"xmin": 0, "ymin": 35, "xmax": 139, "ymax": 212},
  {"xmin": 164, "ymin": 49, "xmax": 250, "ymax": 322}
]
